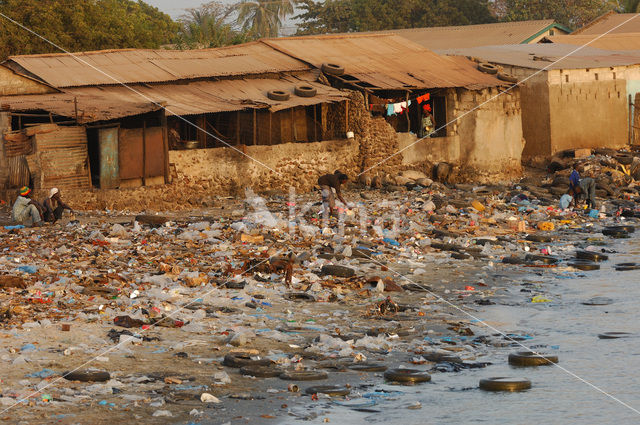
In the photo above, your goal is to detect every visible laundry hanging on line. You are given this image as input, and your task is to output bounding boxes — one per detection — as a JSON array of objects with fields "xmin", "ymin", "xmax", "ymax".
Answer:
[{"xmin": 386, "ymin": 100, "xmax": 412, "ymax": 116}]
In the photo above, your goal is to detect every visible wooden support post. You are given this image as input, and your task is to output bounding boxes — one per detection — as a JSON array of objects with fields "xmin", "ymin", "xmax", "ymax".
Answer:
[
  {"xmin": 159, "ymin": 107, "xmax": 169, "ymax": 184},
  {"xmin": 269, "ymin": 112, "xmax": 272, "ymax": 146},
  {"xmin": 406, "ymin": 91, "xmax": 410, "ymax": 132},
  {"xmin": 236, "ymin": 111, "xmax": 240, "ymax": 146},
  {"xmin": 313, "ymin": 105, "xmax": 318, "ymax": 142},
  {"xmin": 142, "ymin": 119, "xmax": 147, "ymax": 186},
  {"xmin": 253, "ymin": 109, "xmax": 257, "ymax": 146},
  {"xmin": 291, "ymin": 108, "xmax": 295, "ymax": 141}
]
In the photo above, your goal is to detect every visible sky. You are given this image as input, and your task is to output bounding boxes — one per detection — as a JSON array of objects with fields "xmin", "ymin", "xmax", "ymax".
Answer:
[
  {"xmin": 145, "ymin": 0, "xmax": 219, "ymax": 18},
  {"xmin": 145, "ymin": 0, "xmax": 300, "ymax": 34}
]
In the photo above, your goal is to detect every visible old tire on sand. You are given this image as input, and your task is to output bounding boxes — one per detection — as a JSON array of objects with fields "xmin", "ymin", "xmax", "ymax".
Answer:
[
  {"xmin": 279, "ymin": 370, "xmax": 328, "ymax": 381},
  {"xmin": 479, "ymin": 377, "xmax": 531, "ymax": 391},
  {"xmin": 321, "ymin": 265, "xmax": 355, "ymax": 278},
  {"xmin": 305, "ymin": 385, "xmax": 350, "ymax": 396},
  {"xmin": 384, "ymin": 368, "xmax": 431, "ymax": 383},
  {"xmin": 576, "ymin": 250, "xmax": 608, "ymax": 262},
  {"xmin": 508, "ymin": 351, "xmax": 558, "ymax": 367},
  {"xmin": 223, "ymin": 353, "xmax": 273, "ymax": 368},
  {"xmin": 598, "ymin": 332, "xmax": 634, "ymax": 339},
  {"xmin": 348, "ymin": 363, "xmax": 388, "ymax": 372},
  {"xmin": 567, "ymin": 260, "xmax": 600, "ymax": 271},
  {"xmin": 63, "ymin": 370, "xmax": 110, "ymax": 382},
  {"xmin": 240, "ymin": 365, "xmax": 283, "ymax": 378}
]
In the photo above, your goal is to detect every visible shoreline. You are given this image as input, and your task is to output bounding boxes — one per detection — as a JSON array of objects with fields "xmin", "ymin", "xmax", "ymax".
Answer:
[{"xmin": 0, "ymin": 183, "xmax": 635, "ymax": 424}]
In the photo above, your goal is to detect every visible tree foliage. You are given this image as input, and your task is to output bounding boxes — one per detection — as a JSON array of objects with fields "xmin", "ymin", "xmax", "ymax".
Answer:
[
  {"xmin": 235, "ymin": 0, "xmax": 300, "ymax": 38},
  {"xmin": 492, "ymin": 0, "xmax": 616, "ymax": 29},
  {"xmin": 176, "ymin": 1, "xmax": 250, "ymax": 49},
  {"xmin": 0, "ymin": 0, "xmax": 179, "ymax": 59},
  {"xmin": 295, "ymin": 0, "xmax": 496, "ymax": 35}
]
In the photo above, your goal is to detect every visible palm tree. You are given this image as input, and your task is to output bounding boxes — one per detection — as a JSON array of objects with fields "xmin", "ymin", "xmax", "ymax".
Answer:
[
  {"xmin": 235, "ymin": 0, "xmax": 300, "ymax": 38},
  {"xmin": 618, "ymin": 0, "xmax": 640, "ymax": 12},
  {"xmin": 177, "ymin": 2, "xmax": 248, "ymax": 49}
]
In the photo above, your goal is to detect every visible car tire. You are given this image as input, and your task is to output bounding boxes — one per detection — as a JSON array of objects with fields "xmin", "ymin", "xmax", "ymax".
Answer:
[
  {"xmin": 479, "ymin": 377, "xmax": 531, "ymax": 391},
  {"xmin": 279, "ymin": 370, "xmax": 328, "ymax": 381},
  {"xmin": 508, "ymin": 351, "xmax": 558, "ymax": 366},
  {"xmin": 384, "ymin": 368, "xmax": 431, "ymax": 383},
  {"xmin": 348, "ymin": 363, "xmax": 388, "ymax": 372},
  {"xmin": 223, "ymin": 353, "xmax": 273, "ymax": 368},
  {"xmin": 477, "ymin": 62, "xmax": 498, "ymax": 74},
  {"xmin": 294, "ymin": 85, "xmax": 317, "ymax": 97},
  {"xmin": 576, "ymin": 250, "xmax": 608, "ymax": 262},
  {"xmin": 321, "ymin": 63, "xmax": 345, "ymax": 76},
  {"xmin": 305, "ymin": 385, "xmax": 350, "ymax": 396},
  {"xmin": 267, "ymin": 90, "xmax": 291, "ymax": 101}
]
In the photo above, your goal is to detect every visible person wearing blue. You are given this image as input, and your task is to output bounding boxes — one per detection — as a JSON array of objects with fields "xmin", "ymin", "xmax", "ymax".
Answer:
[{"xmin": 569, "ymin": 170, "xmax": 580, "ymax": 191}]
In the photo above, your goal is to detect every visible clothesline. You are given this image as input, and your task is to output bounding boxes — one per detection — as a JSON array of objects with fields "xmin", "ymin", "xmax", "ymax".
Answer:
[{"xmin": 371, "ymin": 93, "xmax": 432, "ymax": 117}]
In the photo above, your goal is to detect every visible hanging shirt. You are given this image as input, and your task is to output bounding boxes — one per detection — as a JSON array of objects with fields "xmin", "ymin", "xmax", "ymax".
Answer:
[
  {"xmin": 386, "ymin": 104, "xmax": 395, "ymax": 116},
  {"xmin": 393, "ymin": 103, "xmax": 403, "ymax": 114}
]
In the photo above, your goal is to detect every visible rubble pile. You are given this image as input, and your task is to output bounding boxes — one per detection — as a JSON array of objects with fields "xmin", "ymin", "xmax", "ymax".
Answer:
[
  {"xmin": 0, "ymin": 171, "xmax": 637, "ymax": 422},
  {"xmin": 543, "ymin": 148, "xmax": 640, "ymax": 199}
]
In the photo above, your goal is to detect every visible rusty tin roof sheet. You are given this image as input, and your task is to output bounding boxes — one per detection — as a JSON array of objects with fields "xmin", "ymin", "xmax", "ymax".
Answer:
[
  {"xmin": 367, "ymin": 20, "xmax": 564, "ymax": 50},
  {"xmin": 261, "ymin": 34, "xmax": 505, "ymax": 90},
  {"xmin": 0, "ymin": 73, "xmax": 347, "ymax": 122},
  {"xmin": 440, "ymin": 43, "xmax": 640, "ymax": 70},
  {"xmin": 4, "ymin": 42, "xmax": 309, "ymax": 88},
  {"xmin": 544, "ymin": 33, "xmax": 640, "ymax": 50},
  {"xmin": 572, "ymin": 12, "xmax": 640, "ymax": 35}
]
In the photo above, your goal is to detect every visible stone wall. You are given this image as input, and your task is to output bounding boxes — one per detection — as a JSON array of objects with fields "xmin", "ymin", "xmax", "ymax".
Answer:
[{"xmin": 170, "ymin": 138, "xmax": 360, "ymax": 194}]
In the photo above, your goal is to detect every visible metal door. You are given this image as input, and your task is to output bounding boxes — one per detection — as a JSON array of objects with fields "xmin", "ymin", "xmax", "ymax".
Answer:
[{"xmin": 99, "ymin": 127, "xmax": 119, "ymax": 189}]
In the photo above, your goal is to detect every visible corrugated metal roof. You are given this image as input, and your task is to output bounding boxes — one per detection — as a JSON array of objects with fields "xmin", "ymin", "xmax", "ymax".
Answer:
[
  {"xmin": 0, "ymin": 73, "xmax": 348, "ymax": 122},
  {"xmin": 366, "ymin": 20, "xmax": 566, "ymax": 50},
  {"xmin": 0, "ymin": 92, "xmax": 159, "ymax": 123},
  {"xmin": 4, "ymin": 42, "xmax": 309, "ymax": 88},
  {"xmin": 262, "ymin": 34, "xmax": 506, "ymax": 90},
  {"xmin": 544, "ymin": 33, "xmax": 640, "ymax": 50},
  {"xmin": 440, "ymin": 43, "xmax": 640, "ymax": 70},
  {"xmin": 572, "ymin": 12, "xmax": 640, "ymax": 35}
]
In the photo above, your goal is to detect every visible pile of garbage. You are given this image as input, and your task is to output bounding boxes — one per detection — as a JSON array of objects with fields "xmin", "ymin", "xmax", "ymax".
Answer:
[
  {"xmin": 544, "ymin": 147, "xmax": 640, "ymax": 200},
  {"xmin": 0, "ymin": 171, "xmax": 637, "ymax": 422}
]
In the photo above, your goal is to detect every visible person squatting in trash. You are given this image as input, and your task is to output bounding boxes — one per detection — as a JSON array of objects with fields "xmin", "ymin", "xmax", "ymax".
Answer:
[
  {"xmin": 317, "ymin": 170, "xmax": 351, "ymax": 217},
  {"xmin": 42, "ymin": 188, "xmax": 73, "ymax": 223},
  {"xmin": 568, "ymin": 177, "xmax": 597, "ymax": 209},
  {"xmin": 12, "ymin": 186, "xmax": 43, "ymax": 227}
]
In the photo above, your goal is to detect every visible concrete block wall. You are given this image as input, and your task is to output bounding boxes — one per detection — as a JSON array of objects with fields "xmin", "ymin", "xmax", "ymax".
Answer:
[{"xmin": 456, "ymin": 86, "xmax": 524, "ymax": 181}]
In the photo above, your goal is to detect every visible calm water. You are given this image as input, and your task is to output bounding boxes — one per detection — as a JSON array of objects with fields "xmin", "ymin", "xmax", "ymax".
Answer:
[{"xmin": 282, "ymin": 233, "xmax": 640, "ymax": 425}]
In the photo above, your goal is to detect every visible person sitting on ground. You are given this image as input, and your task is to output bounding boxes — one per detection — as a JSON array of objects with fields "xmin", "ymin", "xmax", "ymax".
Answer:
[
  {"xmin": 317, "ymin": 170, "xmax": 350, "ymax": 217},
  {"xmin": 568, "ymin": 177, "xmax": 597, "ymax": 209},
  {"xmin": 42, "ymin": 188, "xmax": 73, "ymax": 223},
  {"xmin": 12, "ymin": 186, "xmax": 43, "ymax": 227}
]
